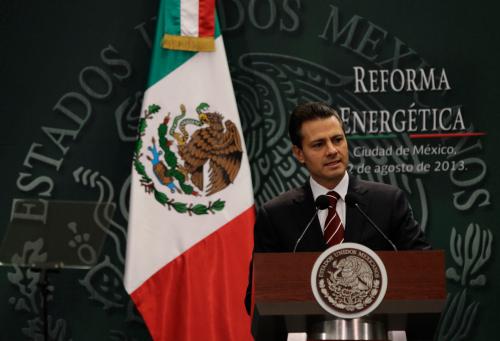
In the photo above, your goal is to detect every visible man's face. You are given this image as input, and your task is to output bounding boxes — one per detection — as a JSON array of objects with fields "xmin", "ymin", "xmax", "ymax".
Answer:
[{"xmin": 292, "ymin": 116, "xmax": 349, "ymax": 189}]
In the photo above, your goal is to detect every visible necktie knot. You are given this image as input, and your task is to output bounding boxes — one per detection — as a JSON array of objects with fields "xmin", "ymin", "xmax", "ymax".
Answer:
[{"xmin": 326, "ymin": 191, "xmax": 340, "ymax": 207}]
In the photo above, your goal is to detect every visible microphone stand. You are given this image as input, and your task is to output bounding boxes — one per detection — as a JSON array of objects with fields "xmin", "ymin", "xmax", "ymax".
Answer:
[
  {"xmin": 33, "ymin": 263, "xmax": 61, "ymax": 341},
  {"xmin": 353, "ymin": 203, "xmax": 398, "ymax": 252},
  {"xmin": 293, "ymin": 208, "xmax": 320, "ymax": 253},
  {"xmin": 293, "ymin": 195, "xmax": 330, "ymax": 252}
]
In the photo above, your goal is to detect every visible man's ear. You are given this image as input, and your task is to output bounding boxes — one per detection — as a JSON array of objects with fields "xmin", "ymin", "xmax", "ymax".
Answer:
[{"xmin": 292, "ymin": 145, "xmax": 304, "ymax": 164}]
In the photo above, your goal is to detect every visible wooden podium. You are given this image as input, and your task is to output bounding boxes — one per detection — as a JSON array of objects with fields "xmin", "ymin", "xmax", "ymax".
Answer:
[{"xmin": 252, "ymin": 251, "xmax": 446, "ymax": 341}]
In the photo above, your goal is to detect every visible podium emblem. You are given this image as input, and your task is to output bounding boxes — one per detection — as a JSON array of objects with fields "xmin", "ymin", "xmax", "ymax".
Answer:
[{"xmin": 311, "ymin": 243, "xmax": 388, "ymax": 319}]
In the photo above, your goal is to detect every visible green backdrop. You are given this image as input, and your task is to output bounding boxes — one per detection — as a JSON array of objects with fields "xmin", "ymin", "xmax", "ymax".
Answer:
[{"xmin": 0, "ymin": 0, "xmax": 498, "ymax": 340}]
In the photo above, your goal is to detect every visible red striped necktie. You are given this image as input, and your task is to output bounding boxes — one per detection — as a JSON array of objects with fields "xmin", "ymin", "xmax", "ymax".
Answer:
[{"xmin": 323, "ymin": 191, "xmax": 344, "ymax": 246}]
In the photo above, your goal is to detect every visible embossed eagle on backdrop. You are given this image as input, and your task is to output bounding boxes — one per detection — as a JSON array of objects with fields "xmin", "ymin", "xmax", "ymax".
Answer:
[
  {"xmin": 230, "ymin": 53, "xmax": 428, "ymax": 231},
  {"xmin": 177, "ymin": 111, "xmax": 243, "ymax": 196}
]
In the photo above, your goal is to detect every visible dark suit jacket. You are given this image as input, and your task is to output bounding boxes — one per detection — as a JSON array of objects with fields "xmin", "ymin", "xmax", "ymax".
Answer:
[
  {"xmin": 247, "ymin": 175, "xmax": 430, "ymax": 340},
  {"xmin": 254, "ymin": 174, "xmax": 431, "ymax": 253}
]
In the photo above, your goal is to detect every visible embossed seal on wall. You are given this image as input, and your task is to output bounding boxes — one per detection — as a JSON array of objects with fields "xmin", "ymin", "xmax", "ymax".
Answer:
[{"xmin": 311, "ymin": 243, "xmax": 388, "ymax": 319}]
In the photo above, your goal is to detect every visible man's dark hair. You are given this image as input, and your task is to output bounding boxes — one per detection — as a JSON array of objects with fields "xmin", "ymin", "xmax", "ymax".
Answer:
[{"xmin": 288, "ymin": 102, "xmax": 344, "ymax": 147}]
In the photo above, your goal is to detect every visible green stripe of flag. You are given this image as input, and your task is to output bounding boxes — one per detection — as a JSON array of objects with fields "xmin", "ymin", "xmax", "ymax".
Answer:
[{"xmin": 163, "ymin": 0, "xmax": 181, "ymax": 36}]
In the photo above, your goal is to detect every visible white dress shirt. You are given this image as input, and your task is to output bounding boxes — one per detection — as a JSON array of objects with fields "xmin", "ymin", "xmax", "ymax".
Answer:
[{"xmin": 309, "ymin": 172, "xmax": 349, "ymax": 234}]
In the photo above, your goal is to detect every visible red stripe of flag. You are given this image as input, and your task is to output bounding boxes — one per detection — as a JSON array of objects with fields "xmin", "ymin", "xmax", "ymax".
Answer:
[
  {"xmin": 198, "ymin": 0, "xmax": 215, "ymax": 37},
  {"xmin": 131, "ymin": 206, "xmax": 255, "ymax": 341}
]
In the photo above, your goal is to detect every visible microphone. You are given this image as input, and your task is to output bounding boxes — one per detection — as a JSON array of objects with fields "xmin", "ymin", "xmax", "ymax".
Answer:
[
  {"xmin": 345, "ymin": 194, "xmax": 398, "ymax": 251},
  {"xmin": 292, "ymin": 195, "xmax": 330, "ymax": 253}
]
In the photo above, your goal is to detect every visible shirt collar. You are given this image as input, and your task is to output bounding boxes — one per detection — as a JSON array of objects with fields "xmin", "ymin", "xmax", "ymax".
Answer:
[{"xmin": 309, "ymin": 172, "xmax": 349, "ymax": 201}]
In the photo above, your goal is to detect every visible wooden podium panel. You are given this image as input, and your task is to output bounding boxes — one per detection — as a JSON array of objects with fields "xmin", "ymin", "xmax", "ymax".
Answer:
[{"xmin": 252, "ymin": 251, "xmax": 446, "ymax": 340}]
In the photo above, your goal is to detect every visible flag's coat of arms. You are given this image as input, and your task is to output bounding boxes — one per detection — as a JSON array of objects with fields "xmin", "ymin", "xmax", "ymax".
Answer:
[{"xmin": 134, "ymin": 101, "xmax": 243, "ymax": 215}]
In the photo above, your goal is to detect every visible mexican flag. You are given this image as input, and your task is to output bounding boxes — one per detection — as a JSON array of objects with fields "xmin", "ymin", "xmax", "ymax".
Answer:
[{"xmin": 124, "ymin": 0, "xmax": 255, "ymax": 340}]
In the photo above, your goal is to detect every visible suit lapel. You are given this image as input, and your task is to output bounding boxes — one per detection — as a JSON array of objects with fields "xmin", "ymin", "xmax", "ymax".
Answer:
[
  {"xmin": 345, "ymin": 175, "xmax": 368, "ymax": 243},
  {"xmin": 292, "ymin": 183, "xmax": 326, "ymax": 251}
]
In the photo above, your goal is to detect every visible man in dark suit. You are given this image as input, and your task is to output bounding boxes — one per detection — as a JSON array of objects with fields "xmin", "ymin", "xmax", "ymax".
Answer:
[
  {"xmin": 254, "ymin": 101, "xmax": 429, "ymax": 253},
  {"xmin": 247, "ymin": 102, "xmax": 430, "ymax": 340}
]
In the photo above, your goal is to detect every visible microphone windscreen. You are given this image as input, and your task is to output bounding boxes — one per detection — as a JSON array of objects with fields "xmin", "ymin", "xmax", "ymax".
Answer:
[
  {"xmin": 315, "ymin": 195, "xmax": 330, "ymax": 210},
  {"xmin": 345, "ymin": 194, "xmax": 359, "ymax": 206}
]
